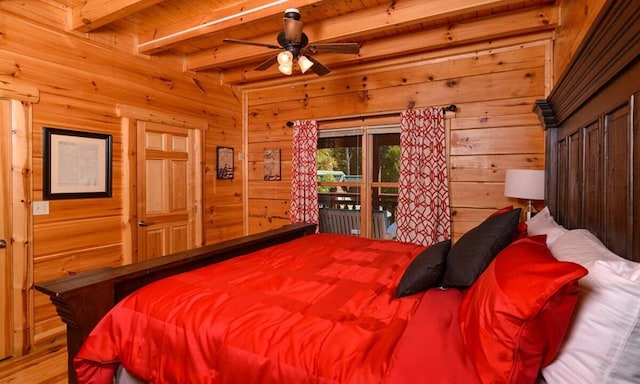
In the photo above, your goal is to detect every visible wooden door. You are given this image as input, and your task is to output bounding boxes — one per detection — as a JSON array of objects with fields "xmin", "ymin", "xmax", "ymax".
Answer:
[
  {"xmin": 0, "ymin": 100, "xmax": 11, "ymax": 360},
  {"xmin": 136, "ymin": 121, "xmax": 201, "ymax": 260}
]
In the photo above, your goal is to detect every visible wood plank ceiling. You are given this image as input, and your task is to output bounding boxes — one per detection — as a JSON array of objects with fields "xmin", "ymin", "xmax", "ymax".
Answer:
[{"xmin": 45, "ymin": 0, "xmax": 557, "ymax": 86}]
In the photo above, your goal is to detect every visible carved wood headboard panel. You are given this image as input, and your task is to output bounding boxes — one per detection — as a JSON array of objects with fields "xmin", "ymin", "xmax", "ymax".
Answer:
[{"xmin": 535, "ymin": 0, "xmax": 640, "ymax": 261}]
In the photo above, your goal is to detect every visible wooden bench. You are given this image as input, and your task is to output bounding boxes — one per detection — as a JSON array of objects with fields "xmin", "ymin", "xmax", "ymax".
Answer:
[{"xmin": 318, "ymin": 208, "xmax": 388, "ymax": 239}]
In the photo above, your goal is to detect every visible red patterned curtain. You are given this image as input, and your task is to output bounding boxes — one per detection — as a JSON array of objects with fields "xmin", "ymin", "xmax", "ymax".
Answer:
[
  {"xmin": 396, "ymin": 108, "xmax": 451, "ymax": 246},
  {"xmin": 290, "ymin": 120, "xmax": 319, "ymax": 226}
]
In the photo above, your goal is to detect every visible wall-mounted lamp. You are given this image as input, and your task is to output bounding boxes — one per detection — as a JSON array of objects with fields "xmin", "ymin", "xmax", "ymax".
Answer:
[{"xmin": 504, "ymin": 169, "xmax": 545, "ymax": 220}]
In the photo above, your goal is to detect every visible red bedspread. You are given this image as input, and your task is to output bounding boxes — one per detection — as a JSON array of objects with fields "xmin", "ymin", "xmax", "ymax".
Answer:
[{"xmin": 74, "ymin": 234, "xmax": 481, "ymax": 384}]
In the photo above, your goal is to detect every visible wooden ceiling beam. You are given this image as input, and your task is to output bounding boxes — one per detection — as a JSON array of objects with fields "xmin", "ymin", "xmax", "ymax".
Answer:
[
  {"xmin": 219, "ymin": 5, "xmax": 558, "ymax": 85},
  {"xmin": 187, "ymin": 0, "xmax": 536, "ymax": 71},
  {"xmin": 137, "ymin": 0, "xmax": 325, "ymax": 55},
  {"xmin": 70, "ymin": 0, "xmax": 163, "ymax": 33}
]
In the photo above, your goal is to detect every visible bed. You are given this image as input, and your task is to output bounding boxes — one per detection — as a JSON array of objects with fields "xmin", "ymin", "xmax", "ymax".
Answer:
[
  {"xmin": 72, "ymin": 232, "xmax": 487, "ymax": 384},
  {"xmin": 35, "ymin": 1, "xmax": 639, "ymax": 383}
]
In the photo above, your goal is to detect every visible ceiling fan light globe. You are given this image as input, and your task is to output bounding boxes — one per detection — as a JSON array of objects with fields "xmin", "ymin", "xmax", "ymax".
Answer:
[
  {"xmin": 298, "ymin": 55, "xmax": 314, "ymax": 73},
  {"xmin": 277, "ymin": 51, "xmax": 293, "ymax": 65},
  {"xmin": 278, "ymin": 63, "xmax": 293, "ymax": 75}
]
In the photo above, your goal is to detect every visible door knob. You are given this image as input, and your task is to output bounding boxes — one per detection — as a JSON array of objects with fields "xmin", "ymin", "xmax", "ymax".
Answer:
[{"xmin": 0, "ymin": 239, "xmax": 6, "ymax": 248}]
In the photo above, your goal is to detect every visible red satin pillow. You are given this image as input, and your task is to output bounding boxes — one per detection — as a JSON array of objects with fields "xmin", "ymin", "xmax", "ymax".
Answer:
[{"xmin": 459, "ymin": 235, "xmax": 587, "ymax": 384}]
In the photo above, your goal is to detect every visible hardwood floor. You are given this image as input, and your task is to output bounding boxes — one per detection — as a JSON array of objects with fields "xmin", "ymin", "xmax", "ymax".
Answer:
[{"xmin": 0, "ymin": 343, "xmax": 67, "ymax": 384}]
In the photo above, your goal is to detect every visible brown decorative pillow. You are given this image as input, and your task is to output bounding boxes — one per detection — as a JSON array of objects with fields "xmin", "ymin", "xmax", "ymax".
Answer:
[
  {"xmin": 396, "ymin": 240, "xmax": 451, "ymax": 297},
  {"xmin": 441, "ymin": 208, "xmax": 521, "ymax": 288}
]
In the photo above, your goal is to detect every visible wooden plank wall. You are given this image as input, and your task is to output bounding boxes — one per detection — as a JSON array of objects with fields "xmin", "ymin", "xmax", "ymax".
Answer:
[
  {"xmin": 553, "ymin": 0, "xmax": 608, "ymax": 82},
  {"xmin": 0, "ymin": 3, "xmax": 244, "ymax": 352},
  {"xmin": 245, "ymin": 38, "xmax": 550, "ymax": 238}
]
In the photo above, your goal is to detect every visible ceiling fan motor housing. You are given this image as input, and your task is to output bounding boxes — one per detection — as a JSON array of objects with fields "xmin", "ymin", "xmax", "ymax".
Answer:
[{"xmin": 277, "ymin": 31, "xmax": 308, "ymax": 51}]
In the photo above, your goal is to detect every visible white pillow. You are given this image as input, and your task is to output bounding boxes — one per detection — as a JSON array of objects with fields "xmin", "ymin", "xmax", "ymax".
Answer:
[
  {"xmin": 525, "ymin": 207, "xmax": 568, "ymax": 246},
  {"xmin": 543, "ymin": 230, "xmax": 640, "ymax": 384},
  {"xmin": 550, "ymin": 229, "xmax": 637, "ymax": 276}
]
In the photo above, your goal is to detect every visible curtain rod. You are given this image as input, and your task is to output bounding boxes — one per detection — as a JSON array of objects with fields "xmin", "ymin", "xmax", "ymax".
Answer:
[{"xmin": 286, "ymin": 104, "xmax": 457, "ymax": 126}]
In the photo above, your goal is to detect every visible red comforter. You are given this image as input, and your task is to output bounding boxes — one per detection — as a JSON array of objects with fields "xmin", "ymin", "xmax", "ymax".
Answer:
[{"xmin": 74, "ymin": 234, "xmax": 480, "ymax": 384}]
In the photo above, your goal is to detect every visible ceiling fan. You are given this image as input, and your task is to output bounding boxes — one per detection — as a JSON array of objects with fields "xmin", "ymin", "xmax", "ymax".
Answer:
[{"xmin": 222, "ymin": 8, "xmax": 360, "ymax": 76}]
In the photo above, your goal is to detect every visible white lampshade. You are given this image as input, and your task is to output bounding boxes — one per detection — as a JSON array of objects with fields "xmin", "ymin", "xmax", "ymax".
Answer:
[
  {"xmin": 504, "ymin": 169, "xmax": 545, "ymax": 200},
  {"xmin": 298, "ymin": 55, "xmax": 314, "ymax": 73}
]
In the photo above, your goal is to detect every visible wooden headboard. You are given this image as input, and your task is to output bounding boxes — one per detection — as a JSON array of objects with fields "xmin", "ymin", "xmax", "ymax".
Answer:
[{"xmin": 535, "ymin": 0, "xmax": 640, "ymax": 261}]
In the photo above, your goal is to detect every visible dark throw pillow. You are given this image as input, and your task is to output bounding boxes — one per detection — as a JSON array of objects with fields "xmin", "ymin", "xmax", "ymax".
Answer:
[
  {"xmin": 490, "ymin": 205, "xmax": 528, "ymax": 239},
  {"xmin": 441, "ymin": 208, "xmax": 521, "ymax": 288},
  {"xmin": 396, "ymin": 239, "xmax": 451, "ymax": 298}
]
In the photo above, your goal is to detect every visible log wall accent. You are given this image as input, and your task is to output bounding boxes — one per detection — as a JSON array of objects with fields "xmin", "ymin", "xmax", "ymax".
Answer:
[
  {"xmin": 0, "ymin": 3, "xmax": 243, "ymax": 354},
  {"xmin": 244, "ymin": 40, "xmax": 549, "ymax": 238}
]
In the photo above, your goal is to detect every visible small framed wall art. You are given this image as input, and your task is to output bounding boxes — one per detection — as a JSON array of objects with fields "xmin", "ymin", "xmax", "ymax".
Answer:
[
  {"xmin": 43, "ymin": 127, "xmax": 112, "ymax": 199},
  {"xmin": 216, "ymin": 146, "xmax": 234, "ymax": 180},
  {"xmin": 263, "ymin": 148, "xmax": 281, "ymax": 181}
]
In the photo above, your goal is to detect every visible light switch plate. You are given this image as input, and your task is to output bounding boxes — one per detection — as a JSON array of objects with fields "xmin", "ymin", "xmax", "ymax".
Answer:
[{"xmin": 33, "ymin": 201, "xmax": 50, "ymax": 215}]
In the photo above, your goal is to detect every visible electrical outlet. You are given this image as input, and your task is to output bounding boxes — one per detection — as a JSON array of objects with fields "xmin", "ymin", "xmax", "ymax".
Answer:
[{"xmin": 33, "ymin": 201, "xmax": 50, "ymax": 215}]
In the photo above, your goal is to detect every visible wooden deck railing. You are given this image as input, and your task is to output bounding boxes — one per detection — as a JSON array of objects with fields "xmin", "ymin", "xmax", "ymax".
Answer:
[{"xmin": 318, "ymin": 209, "xmax": 388, "ymax": 239}]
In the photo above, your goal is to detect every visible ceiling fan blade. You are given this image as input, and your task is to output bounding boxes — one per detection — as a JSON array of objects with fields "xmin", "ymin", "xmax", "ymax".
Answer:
[
  {"xmin": 283, "ymin": 18, "xmax": 303, "ymax": 43},
  {"xmin": 305, "ymin": 56, "xmax": 331, "ymax": 76},
  {"xmin": 306, "ymin": 43, "xmax": 360, "ymax": 55},
  {"xmin": 254, "ymin": 55, "xmax": 278, "ymax": 71},
  {"xmin": 222, "ymin": 38, "xmax": 281, "ymax": 50}
]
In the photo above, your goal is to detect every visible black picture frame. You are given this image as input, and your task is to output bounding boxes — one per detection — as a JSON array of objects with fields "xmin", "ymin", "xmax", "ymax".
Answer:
[
  {"xmin": 216, "ymin": 146, "xmax": 234, "ymax": 180},
  {"xmin": 43, "ymin": 127, "xmax": 112, "ymax": 200}
]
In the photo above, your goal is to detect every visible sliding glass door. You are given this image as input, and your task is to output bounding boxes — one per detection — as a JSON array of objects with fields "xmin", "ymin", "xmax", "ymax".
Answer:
[{"xmin": 317, "ymin": 126, "xmax": 399, "ymax": 239}]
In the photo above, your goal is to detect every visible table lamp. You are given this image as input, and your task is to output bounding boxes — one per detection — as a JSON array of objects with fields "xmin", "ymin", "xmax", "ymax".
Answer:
[{"xmin": 504, "ymin": 169, "xmax": 545, "ymax": 220}]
